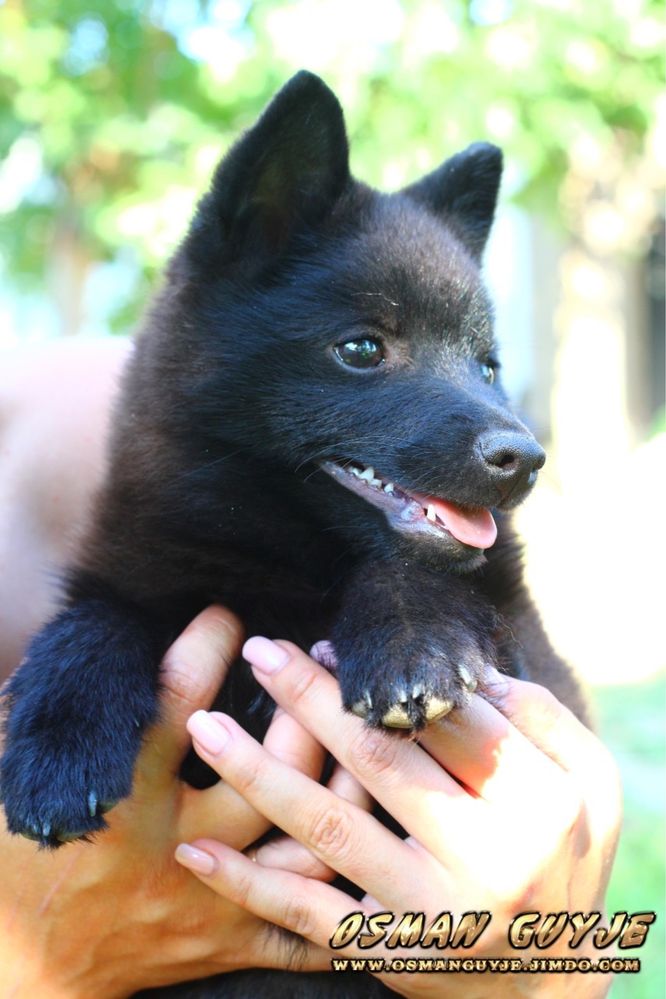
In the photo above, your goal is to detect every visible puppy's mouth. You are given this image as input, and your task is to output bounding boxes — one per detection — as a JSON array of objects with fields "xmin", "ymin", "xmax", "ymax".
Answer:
[{"xmin": 321, "ymin": 461, "xmax": 497, "ymax": 551}]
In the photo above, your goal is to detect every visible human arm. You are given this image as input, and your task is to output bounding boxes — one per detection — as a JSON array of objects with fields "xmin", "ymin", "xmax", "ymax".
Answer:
[
  {"xmin": 0, "ymin": 608, "xmax": 337, "ymax": 997},
  {"xmin": 0, "ymin": 340, "xmax": 359, "ymax": 994},
  {"xmin": 176, "ymin": 638, "xmax": 622, "ymax": 999},
  {"xmin": 0, "ymin": 337, "xmax": 132, "ymax": 677}
]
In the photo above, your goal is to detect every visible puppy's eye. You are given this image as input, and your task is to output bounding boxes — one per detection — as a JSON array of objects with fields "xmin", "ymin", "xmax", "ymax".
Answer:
[
  {"xmin": 334, "ymin": 338, "xmax": 385, "ymax": 370},
  {"xmin": 480, "ymin": 360, "xmax": 497, "ymax": 384}
]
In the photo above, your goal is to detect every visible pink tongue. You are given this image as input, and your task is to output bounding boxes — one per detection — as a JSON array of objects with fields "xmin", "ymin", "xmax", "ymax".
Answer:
[{"xmin": 419, "ymin": 496, "xmax": 497, "ymax": 549}]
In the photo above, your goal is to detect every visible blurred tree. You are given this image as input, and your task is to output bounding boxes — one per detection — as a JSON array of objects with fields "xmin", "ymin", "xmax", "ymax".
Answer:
[{"xmin": 0, "ymin": 0, "xmax": 663, "ymax": 335}]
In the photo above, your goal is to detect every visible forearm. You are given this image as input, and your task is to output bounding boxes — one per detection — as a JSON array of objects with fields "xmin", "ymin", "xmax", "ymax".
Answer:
[{"xmin": 0, "ymin": 338, "xmax": 132, "ymax": 680}]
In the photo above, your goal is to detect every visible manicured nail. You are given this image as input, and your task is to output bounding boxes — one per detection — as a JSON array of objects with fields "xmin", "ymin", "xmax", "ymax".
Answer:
[
  {"xmin": 243, "ymin": 636, "xmax": 290, "ymax": 675},
  {"xmin": 175, "ymin": 843, "xmax": 217, "ymax": 876},
  {"xmin": 309, "ymin": 640, "xmax": 338, "ymax": 671},
  {"xmin": 187, "ymin": 710, "xmax": 230, "ymax": 755}
]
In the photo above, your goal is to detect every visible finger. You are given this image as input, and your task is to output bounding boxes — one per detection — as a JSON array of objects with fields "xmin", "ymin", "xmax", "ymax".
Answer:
[
  {"xmin": 328, "ymin": 765, "xmax": 373, "ymax": 812},
  {"xmin": 186, "ymin": 710, "xmax": 437, "ymax": 906},
  {"xmin": 175, "ymin": 839, "xmax": 372, "ymax": 957},
  {"xmin": 263, "ymin": 707, "xmax": 326, "ymax": 781},
  {"xmin": 415, "ymin": 676, "xmax": 622, "ymax": 859},
  {"xmin": 254, "ymin": 766, "xmax": 373, "ymax": 881},
  {"xmin": 140, "ymin": 607, "xmax": 244, "ymax": 781},
  {"xmin": 239, "ymin": 638, "xmax": 588, "ymax": 865},
  {"xmin": 309, "ymin": 640, "xmax": 338, "ymax": 671},
  {"xmin": 176, "ymin": 839, "xmax": 444, "ymax": 988},
  {"xmin": 244, "ymin": 636, "xmax": 574, "ymax": 820},
  {"xmin": 240, "ymin": 638, "xmax": 480, "ymax": 847},
  {"xmin": 178, "ymin": 782, "xmax": 270, "ymax": 849},
  {"xmin": 417, "ymin": 689, "xmax": 575, "ymax": 812},
  {"xmin": 254, "ymin": 835, "xmax": 336, "ymax": 881},
  {"xmin": 252, "ymin": 924, "xmax": 332, "ymax": 974},
  {"xmin": 175, "ymin": 842, "xmax": 334, "ymax": 972},
  {"xmin": 179, "ymin": 705, "xmax": 326, "ymax": 844},
  {"xmin": 486, "ymin": 670, "xmax": 613, "ymax": 776},
  {"xmin": 484, "ymin": 671, "xmax": 622, "ymax": 833}
]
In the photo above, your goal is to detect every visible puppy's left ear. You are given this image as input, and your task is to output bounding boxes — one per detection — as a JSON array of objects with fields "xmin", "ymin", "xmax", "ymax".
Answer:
[{"xmin": 403, "ymin": 142, "xmax": 503, "ymax": 260}]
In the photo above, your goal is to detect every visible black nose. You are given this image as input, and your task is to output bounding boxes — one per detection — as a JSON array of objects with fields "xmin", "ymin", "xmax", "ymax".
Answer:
[{"xmin": 476, "ymin": 431, "xmax": 546, "ymax": 501}]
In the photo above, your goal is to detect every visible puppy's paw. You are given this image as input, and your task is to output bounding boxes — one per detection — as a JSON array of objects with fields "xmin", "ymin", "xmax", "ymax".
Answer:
[
  {"xmin": 350, "ymin": 663, "xmax": 480, "ymax": 729},
  {"xmin": 0, "ymin": 731, "xmax": 132, "ymax": 846},
  {"xmin": 0, "ymin": 599, "xmax": 159, "ymax": 847},
  {"xmin": 335, "ymin": 629, "xmax": 495, "ymax": 732}
]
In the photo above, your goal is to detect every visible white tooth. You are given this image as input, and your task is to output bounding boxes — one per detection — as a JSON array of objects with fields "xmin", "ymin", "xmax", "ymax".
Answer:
[
  {"xmin": 384, "ymin": 482, "xmax": 395, "ymax": 494},
  {"xmin": 426, "ymin": 504, "xmax": 436, "ymax": 522},
  {"xmin": 370, "ymin": 477, "xmax": 382, "ymax": 487},
  {"xmin": 350, "ymin": 467, "xmax": 362, "ymax": 477},
  {"xmin": 359, "ymin": 467, "xmax": 375, "ymax": 482}
]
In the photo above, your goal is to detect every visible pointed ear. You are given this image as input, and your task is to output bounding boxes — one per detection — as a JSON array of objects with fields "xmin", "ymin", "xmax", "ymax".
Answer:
[
  {"xmin": 188, "ymin": 71, "xmax": 350, "ymax": 268},
  {"xmin": 403, "ymin": 142, "xmax": 503, "ymax": 260}
]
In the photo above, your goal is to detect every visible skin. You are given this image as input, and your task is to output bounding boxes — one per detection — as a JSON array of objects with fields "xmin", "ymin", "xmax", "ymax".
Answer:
[
  {"xmin": 178, "ymin": 639, "xmax": 622, "ymax": 998},
  {"xmin": 0, "ymin": 337, "xmax": 133, "ymax": 679},
  {"xmin": 0, "ymin": 339, "xmax": 622, "ymax": 996},
  {"xmin": 0, "ymin": 606, "xmax": 347, "ymax": 996},
  {"xmin": 1, "ymin": 340, "xmax": 353, "ymax": 994}
]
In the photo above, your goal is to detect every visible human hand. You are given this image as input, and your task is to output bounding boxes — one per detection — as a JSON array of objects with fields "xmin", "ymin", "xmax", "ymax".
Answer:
[
  {"xmin": 0, "ymin": 610, "xmax": 335, "ymax": 998},
  {"xmin": 176, "ymin": 638, "xmax": 622, "ymax": 999}
]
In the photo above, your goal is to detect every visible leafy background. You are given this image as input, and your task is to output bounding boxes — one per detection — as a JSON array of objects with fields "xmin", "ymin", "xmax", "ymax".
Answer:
[{"xmin": 1, "ymin": 0, "xmax": 663, "ymax": 336}]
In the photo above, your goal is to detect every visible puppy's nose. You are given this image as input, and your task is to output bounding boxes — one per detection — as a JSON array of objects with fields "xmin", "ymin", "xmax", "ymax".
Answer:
[{"xmin": 476, "ymin": 431, "xmax": 545, "ymax": 500}]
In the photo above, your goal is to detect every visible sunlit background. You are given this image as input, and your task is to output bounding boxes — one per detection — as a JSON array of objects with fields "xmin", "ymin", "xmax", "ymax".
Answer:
[{"xmin": 1, "ymin": 1, "xmax": 664, "ymax": 994}]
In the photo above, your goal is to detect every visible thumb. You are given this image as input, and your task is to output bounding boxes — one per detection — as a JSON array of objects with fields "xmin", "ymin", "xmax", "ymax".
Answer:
[{"xmin": 141, "ymin": 606, "xmax": 244, "ymax": 779}]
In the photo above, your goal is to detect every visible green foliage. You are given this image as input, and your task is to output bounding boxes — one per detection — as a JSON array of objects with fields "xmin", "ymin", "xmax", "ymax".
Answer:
[
  {"xmin": 594, "ymin": 676, "xmax": 666, "ymax": 999},
  {"xmin": 0, "ymin": 0, "xmax": 663, "ymax": 332}
]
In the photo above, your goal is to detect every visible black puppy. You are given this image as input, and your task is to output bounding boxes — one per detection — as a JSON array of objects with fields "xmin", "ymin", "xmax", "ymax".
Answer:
[{"xmin": 1, "ymin": 71, "xmax": 585, "ymax": 995}]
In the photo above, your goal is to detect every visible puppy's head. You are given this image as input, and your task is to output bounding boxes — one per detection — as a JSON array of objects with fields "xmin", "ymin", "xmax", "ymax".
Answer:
[{"xmin": 164, "ymin": 72, "xmax": 544, "ymax": 570}]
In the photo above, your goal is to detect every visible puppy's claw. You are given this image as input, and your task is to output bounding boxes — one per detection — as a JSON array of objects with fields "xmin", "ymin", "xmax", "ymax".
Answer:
[
  {"xmin": 18, "ymin": 820, "xmax": 81, "ymax": 846},
  {"xmin": 58, "ymin": 828, "xmax": 88, "ymax": 843},
  {"xmin": 86, "ymin": 792, "xmax": 118, "ymax": 818},
  {"xmin": 381, "ymin": 703, "xmax": 413, "ymax": 728},
  {"xmin": 457, "ymin": 665, "xmax": 478, "ymax": 692},
  {"xmin": 423, "ymin": 695, "xmax": 454, "ymax": 722}
]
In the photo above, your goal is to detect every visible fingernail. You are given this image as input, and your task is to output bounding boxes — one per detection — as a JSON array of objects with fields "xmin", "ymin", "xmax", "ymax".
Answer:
[
  {"xmin": 175, "ymin": 843, "xmax": 218, "ymax": 876},
  {"xmin": 187, "ymin": 710, "xmax": 230, "ymax": 755},
  {"xmin": 243, "ymin": 636, "xmax": 290, "ymax": 675},
  {"xmin": 309, "ymin": 640, "xmax": 337, "ymax": 671}
]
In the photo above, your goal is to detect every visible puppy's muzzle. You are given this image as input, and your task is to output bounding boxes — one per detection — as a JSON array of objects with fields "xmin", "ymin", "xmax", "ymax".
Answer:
[{"xmin": 475, "ymin": 431, "xmax": 546, "ymax": 505}]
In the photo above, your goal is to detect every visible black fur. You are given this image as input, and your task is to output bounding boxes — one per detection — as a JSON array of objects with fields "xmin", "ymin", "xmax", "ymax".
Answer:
[{"xmin": 0, "ymin": 72, "xmax": 586, "ymax": 995}]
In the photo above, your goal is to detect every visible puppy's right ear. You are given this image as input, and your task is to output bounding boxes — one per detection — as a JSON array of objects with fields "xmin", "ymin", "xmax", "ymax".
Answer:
[{"xmin": 184, "ymin": 71, "xmax": 350, "ymax": 271}]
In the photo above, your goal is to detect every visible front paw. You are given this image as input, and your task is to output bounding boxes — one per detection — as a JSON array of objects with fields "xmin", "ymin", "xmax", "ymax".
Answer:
[
  {"xmin": 333, "ymin": 626, "xmax": 496, "ymax": 732},
  {"xmin": 0, "ymin": 599, "xmax": 159, "ymax": 847},
  {"xmin": 0, "ymin": 728, "xmax": 133, "ymax": 847}
]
